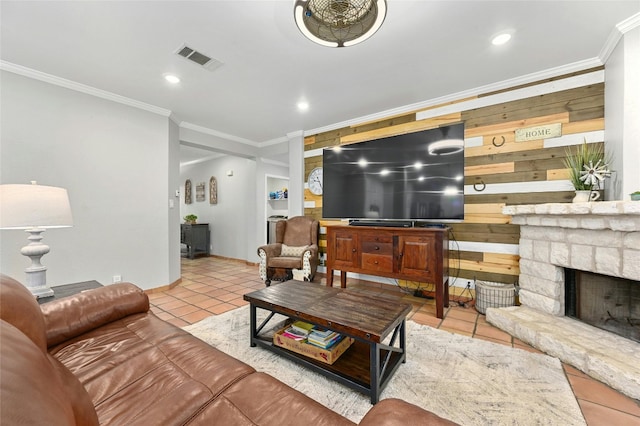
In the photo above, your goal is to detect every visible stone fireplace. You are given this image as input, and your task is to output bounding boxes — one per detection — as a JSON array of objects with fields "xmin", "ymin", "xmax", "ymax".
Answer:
[{"xmin": 486, "ymin": 201, "xmax": 640, "ymax": 400}]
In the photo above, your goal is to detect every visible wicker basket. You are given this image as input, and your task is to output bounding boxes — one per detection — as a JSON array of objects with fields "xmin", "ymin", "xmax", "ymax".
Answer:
[{"xmin": 475, "ymin": 280, "xmax": 516, "ymax": 314}]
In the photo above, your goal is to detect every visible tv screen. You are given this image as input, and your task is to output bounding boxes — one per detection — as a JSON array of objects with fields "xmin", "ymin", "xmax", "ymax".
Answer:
[{"xmin": 322, "ymin": 123, "xmax": 465, "ymax": 222}]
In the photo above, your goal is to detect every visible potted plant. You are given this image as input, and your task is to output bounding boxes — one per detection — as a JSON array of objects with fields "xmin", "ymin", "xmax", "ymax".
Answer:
[
  {"xmin": 184, "ymin": 214, "xmax": 198, "ymax": 224},
  {"xmin": 631, "ymin": 191, "xmax": 640, "ymax": 201},
  {"xmin": 563, "ymin": 140, "xmax": 611, "ymax": 202}
]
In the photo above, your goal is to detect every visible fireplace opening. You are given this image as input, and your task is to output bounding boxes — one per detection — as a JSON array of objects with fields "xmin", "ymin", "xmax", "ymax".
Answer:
[{"xmin": 565, "ymin": 269, "xmax": 640, "ymax": 343}]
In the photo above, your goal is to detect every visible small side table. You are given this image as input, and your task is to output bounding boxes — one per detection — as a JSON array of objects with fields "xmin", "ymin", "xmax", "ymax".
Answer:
[{"xmin": 37, "ymin": 281, "xmax": 103, "ymax": 304}]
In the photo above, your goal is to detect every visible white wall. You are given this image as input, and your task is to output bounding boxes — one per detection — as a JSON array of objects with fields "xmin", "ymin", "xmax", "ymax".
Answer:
[
  {"xmin": 167, "ymin": 120, "xmax": 181, "ymax": 284},
  {"xmin": 179, "ymin": 156, "xmax": 257, "ymax": 262},
  {"xmin": 0, "ymin": 71, "xmax": 177, "ymax": 290},
  {"xmin": 605, "ymin": 25, "xmax": 640, "ymax": 200}
]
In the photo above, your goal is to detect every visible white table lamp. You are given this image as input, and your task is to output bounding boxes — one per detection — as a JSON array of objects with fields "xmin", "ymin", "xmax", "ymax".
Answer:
[{"xmin": 0, "ymin": 182, "xmax": 73, "ymax": 298}]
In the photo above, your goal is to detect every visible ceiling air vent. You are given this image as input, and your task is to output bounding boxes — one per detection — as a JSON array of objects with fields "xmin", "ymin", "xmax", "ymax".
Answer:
[{"xmin": 175, "ymin": 44, "xmax": 223, "ymax": 71}]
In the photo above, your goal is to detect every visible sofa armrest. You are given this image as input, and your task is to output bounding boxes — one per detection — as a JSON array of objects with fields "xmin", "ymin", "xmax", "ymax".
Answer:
[
  {"xmin": 359, "ymin": 399, "xmax": 458, "ymax": 426},
  {"xmin": 41, "ymin": 283, "xmax": 150, "ymax": 347}
]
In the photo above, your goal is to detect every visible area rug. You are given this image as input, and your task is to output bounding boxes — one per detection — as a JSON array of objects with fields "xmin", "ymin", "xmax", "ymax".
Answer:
[{"xmin": 183, "ymin": 306, "xmax": 585, "ymax": 425}]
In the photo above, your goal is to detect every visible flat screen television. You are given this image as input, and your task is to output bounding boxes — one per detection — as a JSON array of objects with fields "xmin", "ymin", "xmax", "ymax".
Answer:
[{"xmin": 322, "ymin": 123, "xmax": 465, "ymax": 223}]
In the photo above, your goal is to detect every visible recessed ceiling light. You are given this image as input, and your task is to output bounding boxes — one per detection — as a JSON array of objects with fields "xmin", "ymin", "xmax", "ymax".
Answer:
[
  {"xmin": 297, "ymin": 101, "xmax": 309, "ymax": 111},
  {"xmin": 492, "ymin": 33, "xmax": 512, "ymax": 46},
  {"xmin": 164, "ymin": 74, "xmax": 181, "ymax": 84}
]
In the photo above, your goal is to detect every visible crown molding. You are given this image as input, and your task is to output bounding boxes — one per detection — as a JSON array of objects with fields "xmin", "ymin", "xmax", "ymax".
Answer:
[
  {"xmin": 179, "ymin": 121, "xmax": 259, "ymax": 147},
  {"xmin": 259, "ymin": 136, "xmax": 289, "ymax": 147},
  {"xmin": 617, "ymin": 11, "xmax": 640, "ymax": 34},
  {"xmin": 0, "ymin": 60, "xmax": 172, "ymax": 117},
  {"xmin": 599, "ymin": 12, "xmax": 640, "ymax": 63},
  {"xmin": 260, "ymin": 157, "xmax": 289, "ymax": 168}
]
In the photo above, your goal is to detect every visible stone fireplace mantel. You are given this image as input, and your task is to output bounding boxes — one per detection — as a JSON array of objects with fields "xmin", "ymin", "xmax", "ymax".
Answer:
[{"xmin": 486, "ymin": 201, "xmax": 640, "ymax": 400}]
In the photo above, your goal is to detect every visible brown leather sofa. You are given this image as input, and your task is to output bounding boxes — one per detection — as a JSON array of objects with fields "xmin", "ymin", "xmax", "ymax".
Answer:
[{"xmin": 0, "ymin": 274, "xmax": 456, "ymax": 425}]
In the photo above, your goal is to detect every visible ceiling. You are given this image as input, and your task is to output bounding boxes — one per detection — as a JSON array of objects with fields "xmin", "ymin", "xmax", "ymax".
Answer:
[{"xmin": 2, "ymin": 1, "xmax": 639, "ymax": 154}]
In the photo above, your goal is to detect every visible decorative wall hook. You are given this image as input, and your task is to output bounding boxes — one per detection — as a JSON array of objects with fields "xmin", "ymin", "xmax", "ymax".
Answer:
[
  {"xmin": 473, "ymin": 179, "xmax": 486, "ymax": 192},
  {"xmin": 492, "ymin": 136, "xmax": 506, "ymax": 147}
]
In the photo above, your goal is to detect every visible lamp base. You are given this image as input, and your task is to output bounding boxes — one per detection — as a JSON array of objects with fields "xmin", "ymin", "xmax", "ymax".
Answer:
[
  {"xmin": 25, "ymin": 272, "xmax": 55, "ymax": 299},
  {"xmin": 21, "ymin": 228, "xmax": 55, "ymax": 299}
]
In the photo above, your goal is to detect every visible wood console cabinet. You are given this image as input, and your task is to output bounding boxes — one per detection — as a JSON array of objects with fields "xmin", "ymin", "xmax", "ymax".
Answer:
[{"xmin": 326, "ymin": 225, "xmax": 449, "ymax": 318}]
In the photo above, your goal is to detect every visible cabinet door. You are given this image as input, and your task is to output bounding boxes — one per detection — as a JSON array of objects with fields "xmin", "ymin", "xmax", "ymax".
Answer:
[
  {"xmin": 330, "ymin": 230, "xmax": 359, "ymax": 269},
  {"xmin": 395, "ymin": 235, "xmax": 437, "ymax": 280}
]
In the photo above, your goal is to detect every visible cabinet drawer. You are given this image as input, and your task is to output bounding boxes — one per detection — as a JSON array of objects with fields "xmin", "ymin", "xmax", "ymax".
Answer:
[
  {"xmin": 361, "ymin": 241, "xmax": 392, "ymax": 255},
  {"xmin": 361, "ymin": 235, "xmax": 393, "ymax": 244},
  {"xmin": 361, "ymin": 254, "xmax": 393, "ymax": 273}
]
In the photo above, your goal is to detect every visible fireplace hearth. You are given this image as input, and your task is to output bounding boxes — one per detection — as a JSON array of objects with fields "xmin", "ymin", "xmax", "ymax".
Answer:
[{"xmin": 486, "ymin": 201, "xmax": 640, "ymax": 400}]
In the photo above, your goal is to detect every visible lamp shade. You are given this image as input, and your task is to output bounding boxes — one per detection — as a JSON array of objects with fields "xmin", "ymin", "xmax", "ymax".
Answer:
[{"xmin": 0, "ymin": 183, "xmax": 73, "ymax": 229}]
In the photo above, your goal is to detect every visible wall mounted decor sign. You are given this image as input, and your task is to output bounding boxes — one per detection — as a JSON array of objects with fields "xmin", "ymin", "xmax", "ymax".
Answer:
[
  {"xmin": 210, "ymin": 176, "xmax": 217, "ymax": 204},
  {"xmin": 185, "ymin": 179, "xmax": 192, "ymax": 204},
  {"xmin": 196, "ymin": 182, "xmax": 206, "ymax": 202},
  {"xmin": 515, "ymin": 123, "xmax": 562, "ymax": 142}
]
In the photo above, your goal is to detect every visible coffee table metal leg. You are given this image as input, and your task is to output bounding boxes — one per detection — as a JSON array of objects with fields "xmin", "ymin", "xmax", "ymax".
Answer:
[
  {"xmin": 400, "ymin": 319, "xmax": 406, "ymax": 363},
  {"xmin": 370, "ymin": 343, "xmax": 380, "ymax": 404},
  {"xmin": 249, "ymin": 304, "xmax": 257, "ymax": 347}
]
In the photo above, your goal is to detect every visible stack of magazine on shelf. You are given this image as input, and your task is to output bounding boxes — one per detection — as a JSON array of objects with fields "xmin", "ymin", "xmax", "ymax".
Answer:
[
  {"xmin": 307, "ymin": 327, "xmax": 344, "ymax": 349},
  {"xmin": 281, "ymin": 320, "xmax": 344, "ymax": 349},
  {"xmin": 282, "ymin": 320, "xmax": 314, "ymax": 341}
]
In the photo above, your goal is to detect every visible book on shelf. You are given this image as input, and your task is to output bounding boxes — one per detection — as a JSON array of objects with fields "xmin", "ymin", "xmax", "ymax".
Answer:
[
  {"xmin": 282, "ymin": 326, "xmax": 308, "ymax": 341},
  {"xmin": 308, "ymin": 331, "xmax": 338, "ymax": 344},
  {"xmin": 307, "ymin": 334, "xmax": 344, "ymax": 349},
  {"xmin": 290, "ymin": 320, "xmax": 314, "ymax": 335},
  {"xmin": 308, "ymin": 327, "xmax": 334, "ymax": 339}
]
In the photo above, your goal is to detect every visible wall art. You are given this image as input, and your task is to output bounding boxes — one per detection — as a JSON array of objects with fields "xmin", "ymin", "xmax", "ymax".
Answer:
[
  {"xmin": 196, "ymin": 182, "xmax": 206, "ymax": 202},
  {"xmin": 184, "ymin": 179, "xmax": 192, "ymax": 205},
  {"xmin": 210, "ymin": 176, "xmax": 218, "ymax": 204}
]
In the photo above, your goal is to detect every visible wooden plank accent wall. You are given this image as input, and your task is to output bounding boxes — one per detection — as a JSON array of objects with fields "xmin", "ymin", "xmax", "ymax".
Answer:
[{"xmin": 303, "ymin": 68, "xmax": 606, "ymax": 287}]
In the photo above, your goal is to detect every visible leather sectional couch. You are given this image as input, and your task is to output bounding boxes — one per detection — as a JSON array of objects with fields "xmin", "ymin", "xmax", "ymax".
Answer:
[{"xmin": 0, "ymin": 274, "xmax": 456, "ymax": 425}]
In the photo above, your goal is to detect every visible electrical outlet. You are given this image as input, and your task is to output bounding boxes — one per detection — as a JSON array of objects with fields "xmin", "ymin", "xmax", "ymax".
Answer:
[{"xmin": 113, "ymin": 275, "xmax": 122, "ymax": 283}]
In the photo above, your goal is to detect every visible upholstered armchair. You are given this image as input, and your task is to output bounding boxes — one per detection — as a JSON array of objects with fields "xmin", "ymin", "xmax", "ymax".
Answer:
[{"xmin": 257, "ymin": 216, "xmax": 320, "ymax": 286}]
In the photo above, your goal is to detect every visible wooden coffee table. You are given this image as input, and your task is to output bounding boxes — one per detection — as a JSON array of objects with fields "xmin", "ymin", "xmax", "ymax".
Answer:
[{"xmin": 243, "ymin": 281, "xmax": 412, "ymax": 404}]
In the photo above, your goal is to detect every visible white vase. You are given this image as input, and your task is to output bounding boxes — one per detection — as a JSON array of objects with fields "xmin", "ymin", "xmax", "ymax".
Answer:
[{"xmin": 572, "ymin": 190, "xmax": 599, "ymax": 203}]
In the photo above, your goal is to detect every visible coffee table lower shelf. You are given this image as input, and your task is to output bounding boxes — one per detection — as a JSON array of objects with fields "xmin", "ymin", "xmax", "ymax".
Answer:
[{"xmin": 249, "ymin": 308, "xmax": 406, "ymax": 404}]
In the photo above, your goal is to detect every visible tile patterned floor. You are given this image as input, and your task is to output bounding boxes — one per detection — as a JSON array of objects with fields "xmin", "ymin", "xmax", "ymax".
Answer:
[{"xmin": 149, "ymin": 257, "xmax": 640, "ymax": 426}]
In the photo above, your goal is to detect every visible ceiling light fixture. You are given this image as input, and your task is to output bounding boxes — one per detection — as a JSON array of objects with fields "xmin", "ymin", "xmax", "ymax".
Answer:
[
  {"xmin": 297, "ymin": 101, "xmax": 310, "ymax": 111},
  {"xmin": 294, "ymin": 0, "xmax": 387, "ymax": 48},
  {"xmin": 164, "ymin": 74, "xmax": 181, "ymax": 84},
  {"xmin": 492, "ymin": 32, "xmax": 512, "ymax": 46}
]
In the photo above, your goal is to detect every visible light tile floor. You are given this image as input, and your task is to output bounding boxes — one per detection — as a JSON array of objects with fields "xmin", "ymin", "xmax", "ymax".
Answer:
[{"xmin": 148, "ymin": 257, "xmax": 640, "ymax": 426}]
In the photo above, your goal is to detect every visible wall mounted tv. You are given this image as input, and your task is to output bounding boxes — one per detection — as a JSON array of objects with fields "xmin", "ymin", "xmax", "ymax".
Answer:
[{"xmin": 322, "ymin": 123, "xmax": 465, "ymax": 223}]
